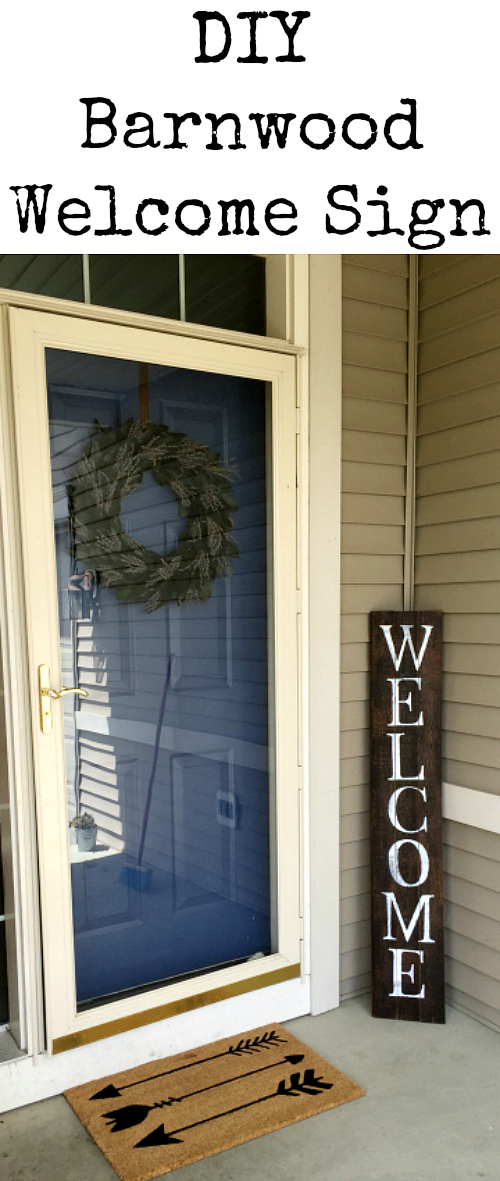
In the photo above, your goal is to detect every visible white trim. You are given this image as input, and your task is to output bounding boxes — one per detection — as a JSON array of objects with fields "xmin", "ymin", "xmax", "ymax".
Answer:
[
  {"xmin": 292, "ymin": 256, "xmax": 310, "ymax": 977},
  {"xmin": 308, "ymin": 256, "xmax": 342, "ymax": 1014},
  {"xmin": 8, "ymin": 308, "xmax": 302, "ymax": 1051},
  {"xmin": 0, "ymin": 975, "xmax": 309, "ymax": 1114},
  {"xmin": 0, "ymin": 257, "xmax": 314, "ymax": 1101},
  {"xmin": 0, "ymin": 307, "xmax": 45, "ymax": 1057},
  {"xmin": 443, "ymin": 782, "xmax": 500, "ymax": 836},
  {"xmin": 0, "ymin": 287, "xmax": 304, "ymax": 357}
]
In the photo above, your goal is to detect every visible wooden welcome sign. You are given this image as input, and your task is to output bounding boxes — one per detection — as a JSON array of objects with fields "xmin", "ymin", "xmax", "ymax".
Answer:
[{"xmin": 370, "ymin": 611, "xmax": 445, "ymax": 1023}]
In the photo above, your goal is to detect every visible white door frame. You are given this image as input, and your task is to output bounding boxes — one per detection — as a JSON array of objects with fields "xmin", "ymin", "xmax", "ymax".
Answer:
[
  {"xmin": 308, "ymin": 256, "xmax": 342, "ymax": 1014},
  {"xmin": 8, "ymin": 307, "xmax": 302, "ymax": 1053},
  {"xmin": 0, "ymin": 255, "xmax": 343, "ymax": 1104}
]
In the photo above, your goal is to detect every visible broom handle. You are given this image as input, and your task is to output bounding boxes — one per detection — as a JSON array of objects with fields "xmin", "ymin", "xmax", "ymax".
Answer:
[{"xmin": 136, "ymin": 655, "xmax": 172, "ymax": 867}]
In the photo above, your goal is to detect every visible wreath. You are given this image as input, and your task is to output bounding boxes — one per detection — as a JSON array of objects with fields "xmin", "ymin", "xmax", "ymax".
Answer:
[{"xmin": 68, "ymin": 419, "xmax": 238, "ymax": 611}]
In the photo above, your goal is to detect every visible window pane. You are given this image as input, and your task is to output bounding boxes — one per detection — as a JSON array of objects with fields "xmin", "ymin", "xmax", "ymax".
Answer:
[
  {"xmin": 89, "ymin": 256, "xmax": 180, "ymax": 320},
  {"xmin": 186, "ymin": 255, "xmax": 266, "ymax": 335},
  {"xmin": 0, "ymin": 256, "xmax": 84, "ymax": 301},
  {"xmin": 0, "ymin": 255, "xmax": 267, "ymax": 337}
]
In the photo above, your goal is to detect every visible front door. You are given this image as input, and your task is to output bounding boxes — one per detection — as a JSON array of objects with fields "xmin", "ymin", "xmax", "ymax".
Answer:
[{"xmin": 8, "ymin": 308, "xmax": 301, "ymax": 1051}]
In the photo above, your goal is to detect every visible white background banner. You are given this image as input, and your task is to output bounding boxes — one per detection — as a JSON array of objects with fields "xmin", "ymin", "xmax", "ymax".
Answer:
[{"xmin": 1, "ymin": 0, "xmax": 498, "ymax": 253}]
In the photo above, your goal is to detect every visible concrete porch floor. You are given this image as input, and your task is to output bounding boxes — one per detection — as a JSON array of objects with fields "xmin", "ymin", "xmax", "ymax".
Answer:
[{"xmin": 1, "ymin": 995, "xmax": 499, "ymax": 1180}]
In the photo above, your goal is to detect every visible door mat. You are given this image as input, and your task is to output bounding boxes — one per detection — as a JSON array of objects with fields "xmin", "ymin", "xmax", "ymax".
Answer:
[{"xmin": 65, "ymin": 1023, "xmax": 364, "ymax": 1180}]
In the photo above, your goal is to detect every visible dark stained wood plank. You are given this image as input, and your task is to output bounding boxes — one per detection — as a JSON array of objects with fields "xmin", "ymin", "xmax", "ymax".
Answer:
[{"xmin": 370, "ymin": 611, "xmax": 445, "ymax": 1023}]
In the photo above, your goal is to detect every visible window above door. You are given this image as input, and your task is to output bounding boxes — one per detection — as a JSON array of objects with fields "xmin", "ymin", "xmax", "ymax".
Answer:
[{"xmin": 0, "ymin": 255, "xmax": 266, "ymax": 335}]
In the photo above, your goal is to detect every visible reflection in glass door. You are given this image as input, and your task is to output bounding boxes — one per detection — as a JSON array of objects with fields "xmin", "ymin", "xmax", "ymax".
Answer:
[{"xmin": 46, "ymin": 349, "xmax": 274, "ymax": 1009}]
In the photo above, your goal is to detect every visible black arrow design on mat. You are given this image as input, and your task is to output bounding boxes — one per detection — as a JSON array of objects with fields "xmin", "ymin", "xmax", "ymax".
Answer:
[
  {"xmin": 102, "ymin": 1055, "xmax": 304, "ymax": 1133},
  {"xmin": 277, "ymin": 1069, "xmax": 334, "ymax": 1097},
  {"xmin": 91, "ymin": 1030, "xmax": 286, "ymax": 1100},
  {"xmin": 134, "ymin": 1069, "xmax": 334, "ymax": 1148}
]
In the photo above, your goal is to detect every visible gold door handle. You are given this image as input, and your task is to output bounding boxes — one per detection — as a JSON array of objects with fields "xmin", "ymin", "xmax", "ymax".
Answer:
[{"xmin": 38, "ymin": 665, "xmax": 89, "ymax": 734}]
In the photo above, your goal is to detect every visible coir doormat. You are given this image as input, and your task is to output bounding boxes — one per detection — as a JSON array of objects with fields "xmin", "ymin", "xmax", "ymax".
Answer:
[{"xmin": 65, "ymin": 1023, "xmax": 364, "ymax": 1180}]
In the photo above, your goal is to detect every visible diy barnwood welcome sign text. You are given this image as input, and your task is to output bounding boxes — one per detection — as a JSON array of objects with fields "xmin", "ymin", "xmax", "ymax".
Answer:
[{"xmin": 370, "ymin": 612, "xmax": 444, "ymax": 1023}]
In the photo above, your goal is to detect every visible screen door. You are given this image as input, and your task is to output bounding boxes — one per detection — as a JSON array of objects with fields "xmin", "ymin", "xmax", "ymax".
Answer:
[
  {"xmin": 9, "ymin": 309, "xmax": 300, "ymax": 1049},
  {"xmin": 48, "ymin": 348, "xmax": 273, "ymax": 1007}
]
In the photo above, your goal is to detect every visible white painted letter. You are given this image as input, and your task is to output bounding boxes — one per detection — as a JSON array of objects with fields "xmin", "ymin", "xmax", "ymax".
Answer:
[
  {"xmin": 381, "ymin": 623, "xmax": 433, "ymax": 671},
  {"xmin": 388, "ymin": 731, "xmax": 424, "ymax": 781},
  {"xmin": 383, "ymin": 892, "xmax": 435, "ymax": 943},
  {"xmin": 388, "ymin": 678, "xmax": 423, "ymax": 727},
  {"xmin": 388, "ymin": 785, "xmax": 428, "ymax": 834},
  {"xmin": 388, "ymin": 839, "xmax": 430, "ymax": 887},
  {"xmin": 389, "ymin": 948, "xmax": 425, "ymax": 998}
]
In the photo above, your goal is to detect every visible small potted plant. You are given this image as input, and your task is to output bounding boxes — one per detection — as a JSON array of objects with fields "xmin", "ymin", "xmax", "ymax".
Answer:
[{"xmin": 69, "ymin": 811, "xmax": 97, "ymax": 853}]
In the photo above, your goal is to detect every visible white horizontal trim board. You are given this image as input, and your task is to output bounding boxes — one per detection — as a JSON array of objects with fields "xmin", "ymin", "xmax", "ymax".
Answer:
[
  {"xmin": 0, "ymin": 286, "xmax": 304, "ymax": 356},
  {"xmin": 0, "ymin": 976, "xmax": 310, "ymax": 1114},
  {"xmin": 443, "ymin": 782, "xmax": 500, "ymax": 836}
]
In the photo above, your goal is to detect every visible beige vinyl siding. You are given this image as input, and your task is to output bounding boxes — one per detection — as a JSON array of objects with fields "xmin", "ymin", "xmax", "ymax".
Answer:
[
  {"xmin": 415, "ymin": 256, "xmax": 500, "ymax": 795},
  {"xmin": 415, "ymin": 255, "xmax": 500, "ymax": 1030},
  {"xmin": 340, "ymin": 255, "xmax": 408, "ymax": 999},
  {"xmin": 444, "ymin": 821, "xmax": 500, "ymax": 1031}
]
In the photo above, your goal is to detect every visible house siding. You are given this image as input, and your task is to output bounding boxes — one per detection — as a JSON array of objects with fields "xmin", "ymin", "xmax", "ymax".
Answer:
[
  {"xmin": 340, "ymin": 255, "xmax": 408, "ymax": 998},
  {"xmin": 444, "ymin": 820, "xmax": 500, "ymax": 1030},
  {"xmin": 416, "ymin": 255, "xmax": 500, "ymax": 1029}
]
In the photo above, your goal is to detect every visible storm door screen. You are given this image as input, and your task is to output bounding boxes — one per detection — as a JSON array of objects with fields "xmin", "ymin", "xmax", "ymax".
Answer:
[{"xmin": 46, "ymin": 349, "xmax": 274, "ymax": 1008}]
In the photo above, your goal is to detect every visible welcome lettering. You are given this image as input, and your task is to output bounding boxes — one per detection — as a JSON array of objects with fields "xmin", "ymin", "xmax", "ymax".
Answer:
[{"xmin": 370, "ymin": 612, "xmax": 445, "ymax": 1023}]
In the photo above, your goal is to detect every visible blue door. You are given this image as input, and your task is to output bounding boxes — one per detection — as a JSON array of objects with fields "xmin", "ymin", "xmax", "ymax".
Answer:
[{"xmin": 47, "ymin": 349, "xmax": 273, "ymax": 1008}]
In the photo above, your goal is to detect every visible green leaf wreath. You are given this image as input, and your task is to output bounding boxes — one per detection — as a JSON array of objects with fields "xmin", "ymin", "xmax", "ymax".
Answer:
[{"xmin": 68, "ymin": 419, "xmax": 239, "ymax": 611}]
